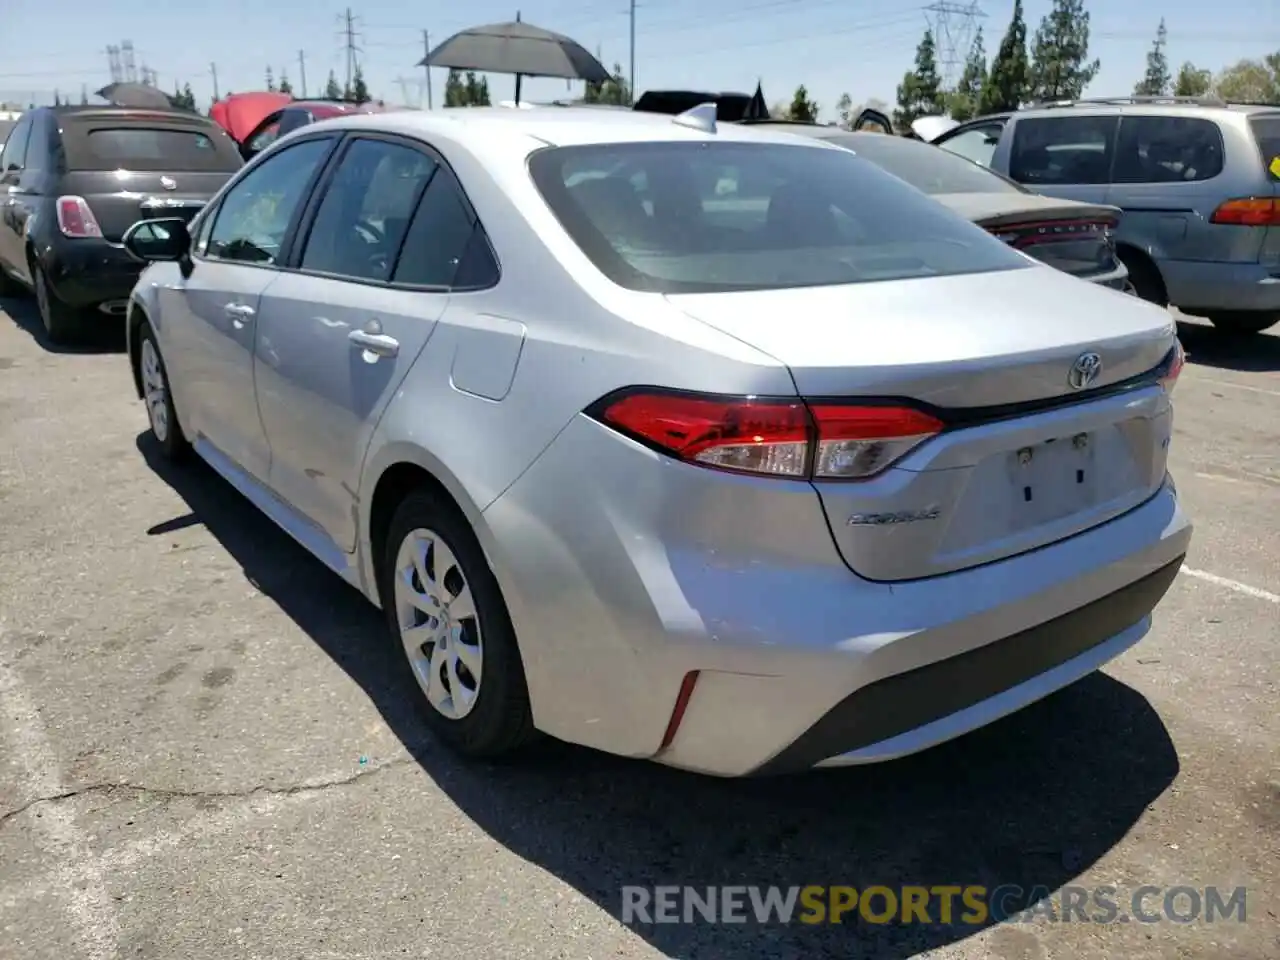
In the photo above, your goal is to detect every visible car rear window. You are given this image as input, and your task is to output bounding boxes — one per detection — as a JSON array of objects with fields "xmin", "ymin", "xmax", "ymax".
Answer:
[
  {"xmin": 526, "ymin": 141, "xmax": 1031, "ymax": 294},
  {"xmin": 65, "ymin": 125, "xmax": 242, "ymax": 172},
  {"xmin": 1248, "ymin": 114, "xmax": 1280, "ymax": 182},
  {"xmin": 818, "ymin": 132, "xmax": 1025, "ymax": 195}
]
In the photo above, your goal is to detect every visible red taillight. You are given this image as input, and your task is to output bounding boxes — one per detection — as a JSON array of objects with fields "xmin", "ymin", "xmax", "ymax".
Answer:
[
  {"xmin": 1209, "ymin": 197, "xmax": 1280, "ymax": 227},
  {"xmin": 56, "ymin": 196, "xmax": 103, "ymax": 238},
  {"xmin": 1159, "ymin": 340, "xmax": 1185, "ymax": 394},
  {"xmin": 590, "ymin": 389, "xmax": 944, "ymax": 480},
  {"xmin": 988, "ymin": 218, "xmax": 1117, "ymax": 249}
]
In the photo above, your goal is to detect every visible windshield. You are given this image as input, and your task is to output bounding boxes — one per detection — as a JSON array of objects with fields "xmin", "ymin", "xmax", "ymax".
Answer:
[
  {"xmin": 527, "ymin": 141, "xmax": 1031, "ymax": 294},
  {"xmin": 821, "ymin": 132, "xmax": 1024, "ymax": 195}
]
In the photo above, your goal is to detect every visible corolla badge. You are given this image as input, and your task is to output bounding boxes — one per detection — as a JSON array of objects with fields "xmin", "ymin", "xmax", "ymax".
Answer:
[
  {"xmin": 159, "ymin": 176, "xmax": 177, "ymax": 191},
  {"xmin": 1067, "ymin": 351, "xmax": 1103, "ymax": 391},
  {"xmin": 847, "ymin": 506, "xmax": 941, "ymax": 526}
]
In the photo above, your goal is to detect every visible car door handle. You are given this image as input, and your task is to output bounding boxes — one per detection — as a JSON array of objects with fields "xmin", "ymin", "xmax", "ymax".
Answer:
[
  {"xmin": 348, "ymin": 329, "xmax": 400, "ymax": 357},
  {"xmin": 224, "ymin": 303, "xmax": 255, "ymax": 329}
]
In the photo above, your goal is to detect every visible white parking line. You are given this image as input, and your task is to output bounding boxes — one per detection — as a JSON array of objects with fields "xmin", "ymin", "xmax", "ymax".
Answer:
[
  {"xmin": 0, "ymin": 650, "xmax": 120, "ymax": 960},
  {"xmin": 1194, "ymin": 376, "xmax": 1280, "ymax": 399},
  {"xmin": 1179, "ymin": 567, "xmax": 1280, "ymax": 604}
]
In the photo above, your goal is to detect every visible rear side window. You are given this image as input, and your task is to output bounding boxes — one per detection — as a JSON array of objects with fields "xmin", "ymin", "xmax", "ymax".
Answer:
[
  {"xmin": 392, "ymin": 166, "xmax": 484, "ymax": 287},
  {"xmin": 527, "ymin": 141, "xmax": 1030, "ymax": 294},
  {"xmin": 65, "ymin": 125, "xmax": 242, "ymax": 172},
  {"xmin": 1248, "ymin": 115, "xmax": 1280, "ymax": 182},
  {"xmin": 1113, "ymin": 116, "xmax": 1224, "ymax": 183},
  {"xmin": 1010, "ymin": 116, "xmax": 1117, "ymax": 185}
]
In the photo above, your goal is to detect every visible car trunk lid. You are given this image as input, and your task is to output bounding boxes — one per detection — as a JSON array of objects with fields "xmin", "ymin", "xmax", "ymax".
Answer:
[
  {"xmin": 936, "ymin": 192, "xmax": 1122, "ymax": 282},
  {"xmin": 666, "ymin": 265, "xmax": 1179, "ymax": 581},
  {"xmin": 58, "ymin": 115, "xmax": 242, "ymax": 241}
]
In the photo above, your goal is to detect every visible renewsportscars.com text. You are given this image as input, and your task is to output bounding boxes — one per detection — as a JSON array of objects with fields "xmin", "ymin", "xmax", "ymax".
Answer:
[{"xmin": 620, "ymin": 884, "xmax": 1248, "ymax": 926}]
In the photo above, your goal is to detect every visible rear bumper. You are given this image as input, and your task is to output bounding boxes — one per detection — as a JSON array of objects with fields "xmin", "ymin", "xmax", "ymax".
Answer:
[
  {"xmin": 1161, "ymin": 259, "xmax": 1280, "ymax": 314},
  {"xmin": 480, "ymin": 412, "xmax": 1193, "ymax": 778},
  {"xmin": 1084, "ymin": 261, "xmax": 1131, "ymax": 291},
  {"xmin": 41, "ymin": 238, "xmax": 143, "ymax": 311}
]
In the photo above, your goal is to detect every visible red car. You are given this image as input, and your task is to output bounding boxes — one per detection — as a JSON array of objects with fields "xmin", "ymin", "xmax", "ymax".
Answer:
[{"xmin": 209, "ymin": 92, "xmax": 390, "ymax": 160}]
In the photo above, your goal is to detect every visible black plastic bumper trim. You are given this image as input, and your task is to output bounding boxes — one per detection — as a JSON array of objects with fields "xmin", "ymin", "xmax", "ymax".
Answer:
[{"xmin": 753, "ymin": 555, "xmax": 1185, "ymax": 776}]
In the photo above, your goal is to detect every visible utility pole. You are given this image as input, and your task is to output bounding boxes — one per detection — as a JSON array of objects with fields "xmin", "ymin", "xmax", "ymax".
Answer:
[
  {"xmin": 209, "ymin": 62, "xmax": 219, "ymax": 101},
  {"xmin": 422, "ymin": 29, "xmax": 434, "ymax": 110},
  {"xmin": 629, "ymin": 0, "xmax": 636, "ymax": 103},
  {"xmin": 298, "ymin": 50, "xmax": 308, "ymax": 98},
  {"xmin": 344, "ymin": 7, "xmax": 357, "ymax": 96}
]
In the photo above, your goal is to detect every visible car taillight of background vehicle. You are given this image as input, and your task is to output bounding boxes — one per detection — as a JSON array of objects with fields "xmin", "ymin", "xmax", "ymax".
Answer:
[
  {"xmin": 1159, "ymin": 341, "xmax": 1186, "ymax": 395},
  {"xmin": 55, "ymin": 196, "xmax": 103, "ymax": 238},
  {"xmin": 1209, "ymin": 197, "xmax": 1280, "ymax": 227},
  {"xmin": 587, "ymin": 390, "xmax": 945, "ymax": 481}
]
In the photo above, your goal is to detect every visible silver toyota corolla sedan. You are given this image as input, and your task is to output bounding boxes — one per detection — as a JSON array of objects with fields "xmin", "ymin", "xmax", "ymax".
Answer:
[{"xmin": 122, "ymin": 104, "xmax": 1192, "ymax": 778}]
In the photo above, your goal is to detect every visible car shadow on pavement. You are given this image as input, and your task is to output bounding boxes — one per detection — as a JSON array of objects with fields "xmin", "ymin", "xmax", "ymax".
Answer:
[
  {"xmin": 0, "ymin": 295, "xmax": 126, "ymax": 354},
  {"xmin": 138, "ymin": 432, "xmax": 1181, "ymax": 960},
  {"xmin": 1175, "ymin": 316, "xmax": 1280, "ymax": 373}
]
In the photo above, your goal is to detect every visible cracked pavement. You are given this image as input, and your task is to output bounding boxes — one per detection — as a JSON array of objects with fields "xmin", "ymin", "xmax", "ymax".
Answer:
[{"xmin": 1, "ymin": 298, "xmax": 1278, "ymax": 960}]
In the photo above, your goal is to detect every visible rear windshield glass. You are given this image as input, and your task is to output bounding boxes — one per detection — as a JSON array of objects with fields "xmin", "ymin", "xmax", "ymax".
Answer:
[
  {"xmin": 1248, "ymin": 115, "xmax": 1280, "ymax": 182},
  {"xmin": 67, "ymin": 125, "xmax": 242, "ymax": 172},
  {"xmin": 818, "ymin": 132, "xmax": 1025, "ymax": 195},
  {"xmin": 527, "ymin": 141, "xmax": 1031, "ymax": 293}
]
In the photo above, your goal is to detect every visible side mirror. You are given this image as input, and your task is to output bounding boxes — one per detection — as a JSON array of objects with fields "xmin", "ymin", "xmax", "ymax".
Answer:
[
  {"xmin": 122, "ymin": 218, "xmax": 191, "ymax": 264},
  {"xmin": 852, "ymin": 107, "xmax": 894, "ymax": 135}
]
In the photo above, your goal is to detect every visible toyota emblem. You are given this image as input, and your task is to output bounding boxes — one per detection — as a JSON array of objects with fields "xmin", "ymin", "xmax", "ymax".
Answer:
[
  {"xmin": 160, "ymin": 176, "xmax": 177, "ymax": 191},
  {"xmin": 1068, "ymin": 352, "xmax": 1103, "ymax": 390}
]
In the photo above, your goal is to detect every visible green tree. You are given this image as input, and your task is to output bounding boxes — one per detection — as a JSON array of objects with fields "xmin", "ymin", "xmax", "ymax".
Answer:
[
  {"xmin": 444, "ymin": 69, "xmax": 467, "ymax": 106},
  {"xmin": 350, "ymin": 65, "xmax": 370, "ymax": 104},
  {"xmin": 787, "ymin": 84, "xmax": 818, "ymax": 122},
  {"xmin": 948, "ymin": 28, "xmax": 988, "ymax": 121},
  {"xmin": 1133, "ymin": 19, "xmax": 1170, "ymax": 96},
  {"xmin": 835, "ymin": 92, "xmax": 854, "ymax": 128},
  {"xmin": 278, "ymin": 71, "xmax": 294, "ymax": 96},
  {"xmin": 80, "ymin": 87, "xmax": 89, "ymax": 105},
  {"xmin": 981, "ymin": 0, "xmax": 1030, "ymax": 113},
  {"xmin": 265, "ymin": 67, "xmax": 276, "ymax": 93},
  {"xmin": 463, "ymin": 71, "xmax": 490, "ymax": 106},
  {"xmin": 324, "ymin": 71, "xmax": 342, "ymax": 100},
  {"xmin": 1213, "ymin": 54, "xmax": 1280, "ymax": 103},
  {"xmin": 1028, "ymin": 0, "xmax": 1100, "ymax": 102},
  {"xmin": 53, "ymin": 91, "xmax": 62, "ymax": 106},
  {"xmin": 1172, "ymin": 62, "xmax": 1212, "ymax": 98},
  {"xmin": 894, "ymin": 29, "xmax": 945, "ymax": 129},
  {"xmin": 182, "ymin": 83, "xmax": 197, "ymax": 111}
]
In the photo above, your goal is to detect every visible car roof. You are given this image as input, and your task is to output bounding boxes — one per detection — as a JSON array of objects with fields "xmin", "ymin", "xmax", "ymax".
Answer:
[
  {"xmin": 41, "ymin": 104, "xmax": 217, "ymax": 124},
  {"xmin": 302, "ymin": 105, "xmax": 846, "ymax": 152}
]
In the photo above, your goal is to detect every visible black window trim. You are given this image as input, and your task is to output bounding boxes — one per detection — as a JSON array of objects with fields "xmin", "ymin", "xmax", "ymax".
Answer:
[
  {"xmin": 194, "ymin": 132, "xmax": 341, "ymax": 271},
  {"xmin": 283, "ymin": 129, "xmax": 501, "ymax": 295},
  {"xmin": 1007, "ymin": 113, "xmax": 1121, "ymax": 185}
]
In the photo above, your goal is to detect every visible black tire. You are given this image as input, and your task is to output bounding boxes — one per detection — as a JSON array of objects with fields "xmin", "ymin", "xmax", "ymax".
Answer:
[
  {"xmin": 1116, "ymin": 251, "xmax": 1167, "ymax": 307},
  {"xmin": 32, "ymin": 261, "xmax": 84, "ymax": 344},
  {"xmin": 0, "ymin": 263, "xmax": 21, "ymax": 297},
  {"xmin": 1205, "ymin": 312, "xmax": 1279, "ymax": 337},
  {"xmin": 137, "ymin": 322, "xmax": 191, "ymax": 461},
  {"xmin": 379, "ymin": 488, "xmax": 537, "ymax": 759}
]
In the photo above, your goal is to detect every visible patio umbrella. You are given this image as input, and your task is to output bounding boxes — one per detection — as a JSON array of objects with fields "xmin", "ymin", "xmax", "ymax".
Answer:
[
  {"xmin": 418, "ymin": 14, "xmax": 611, "ymax": 105},
  {"xmin": 743, "ymin": 81, "xmax": 769, "ymax": 120},
  {"xmin": 95, "ymin": 82, "xmax": 177, "ymax": 110}
]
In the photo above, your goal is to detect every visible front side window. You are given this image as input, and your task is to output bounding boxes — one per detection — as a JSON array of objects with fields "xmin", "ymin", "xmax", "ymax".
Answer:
[
  {"xmin": 1113, "ymin": 116, "xmax": 1225, "ymax": 183},
  {"xmin": 527, "ymin": 140, "xmax": 1031, "ymax": 294},
  {"xmin": 937, "ymin": 123, "xmax": 1004, "ymax": 168},
  {"xmin": 300, "ymin": 137, "xmax": 438, "ymax": 282},
  {"xmin": 206, "ymin": 137, "xmax": 333, "ymax": 264},
  {"xmin": 1009, "ymin": 116, "xmax": 1118, "ymax": 185},
  {"xmin": 1, "ymin": 114, "xmax": 33, "ymax": 175}
]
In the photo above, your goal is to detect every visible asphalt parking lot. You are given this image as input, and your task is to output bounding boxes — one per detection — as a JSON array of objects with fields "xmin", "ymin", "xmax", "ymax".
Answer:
[{"xmin": 0, "ymin": 295, "xmax": 1276, "ymax": 960}]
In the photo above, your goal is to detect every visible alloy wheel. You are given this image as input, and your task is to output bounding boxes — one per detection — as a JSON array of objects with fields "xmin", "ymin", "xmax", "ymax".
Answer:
[
  {"xmin": 393, "ymin": 527, "xmax": 484, "ymax": 720},
  {"xmin": 140, "ymin": 339, "xmax": 169, "ymax": 443}
]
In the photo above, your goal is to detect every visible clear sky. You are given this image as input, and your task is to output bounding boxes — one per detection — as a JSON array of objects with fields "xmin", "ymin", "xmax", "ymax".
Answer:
[{"xmin": 1, "ymin": 0, "xmax": 1277, "ymax": 118}]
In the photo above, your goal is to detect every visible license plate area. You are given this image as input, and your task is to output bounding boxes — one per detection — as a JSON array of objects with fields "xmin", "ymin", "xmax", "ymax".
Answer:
[{"xmin": 1008, "ymin": 431, "xmax": 1099, "ymax": 525}]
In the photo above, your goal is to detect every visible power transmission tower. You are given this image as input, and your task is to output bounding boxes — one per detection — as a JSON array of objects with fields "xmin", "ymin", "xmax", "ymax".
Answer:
[
  {"xmin": 338, "ymin": 8, "xmax": 362, "ymax": 97},
  {"xmin": 298, "ymin": 50, "xmax": 308, "ymax": 98},
  {"xmin": 925, "ymin": 1, "xmax": 985, "ymax": 89},
  {"xmin": 121, "ymin": 40, "xmax": 138, "ymax": 83},
  {"xmin": 106, "ymin": 45, "xmax": 123, "ymax": 84},
  {"xmin": 422, "ymin": 29, "xmax": 433, "ymax": 110}
]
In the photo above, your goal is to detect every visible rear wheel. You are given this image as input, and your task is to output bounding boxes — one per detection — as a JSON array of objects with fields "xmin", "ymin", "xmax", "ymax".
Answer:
[
  {"xmin": 1205, "ymin": 312, "xmax": 1279, "ymax": 336},
  {"xmin": 380, "ymin": 488, "xmax": 537, "ymax": 759},
  {"xmin": 32, "ymin": 262, "xmax": 84, "ymax": 344},
  {"xmin": 138, "ymin": 323, "xmax": 190, "ymax": 461}
]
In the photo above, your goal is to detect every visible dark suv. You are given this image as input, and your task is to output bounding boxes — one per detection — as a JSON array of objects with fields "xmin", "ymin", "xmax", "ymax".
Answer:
[{"xmin": 0, "ymin": 105, "xmax": 243, "ymax": 342}]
